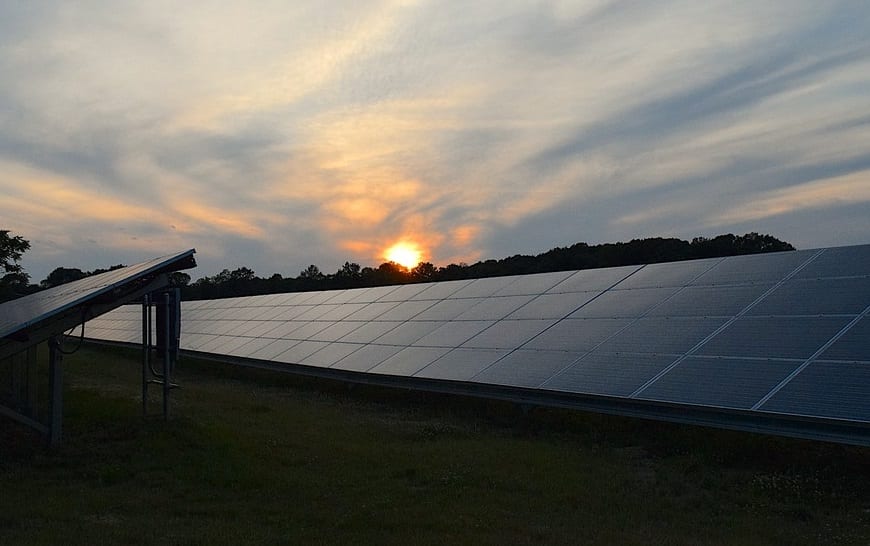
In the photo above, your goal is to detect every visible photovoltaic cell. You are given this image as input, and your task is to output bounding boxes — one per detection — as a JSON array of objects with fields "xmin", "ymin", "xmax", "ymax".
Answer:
[
  {"xmin": 542, "ymin": 353, "xmax": 679, "ymax": 396},
  {"xmin": 472, "ymin": 349, "xmax": 584, "ymax": 388},
  {"xmin": 286, "ymin": 321, "xmax": 334, "ymax": 340},
  {"xmin": 696, "ymin": 316, "xmax": 851, "ymax": 359},
  {"xmin": 248, "ymin": 339, "xmax": 301, "ymax": 361},
  {"xmin": 300, "ymin": 342, "xmax": 364, "ymax": 367},
  {"xmin": 309, "ymin": 322, "xmax": 364, "ymax": 342},
  {"xmin": 376, "ymin": 283, "xmax": 429, "ymax": 302},
  {"xmin": 226, "ymin": 337, "xmax": 277, "ymax": 358},
  {"xmin": 274, "ymin": 340, "xmax": 329, "ymax": 363},
  {"xmin": 449, "ymin": 276, "xmax": 518, "ymax": 298},
  {"xmin": 350, "ymin": 285, "xmax": 401, "ymax": 303},
  {"xmin": 690, "ymin": 249, "xmax": 816, "ymax": 286},
  {"xmin": 369, "ymin": 347, "xmax": 450, "ymax": 376},
  {"xmin": 760, "ymin": 360, "xmax": 870, "ymax": 422},
  {"xmin": 548, "ymin": 265, "xmax": 640, "ymax": 293},
  {"xmin": 508, "ymin": 292, "xmax": 600, "ymax": 320},
  {"xmin": 316, "ymin": 303, "xmax": 369, "ymax": 321},
  {"xmin": 321, "ymin": 290, "xmax": 360, "ymax": 305},
  {"xmin": 462, "ymin": 319, "xmax": 557, "ymax": 349},
  {"xmin": 523, "ymin": 318, "xmax": 631, "ymax": 352},
  {"xmin": 615, "ymin": 259, "xmax": 720, "ymax": 289},
  {"xmin": 793, "ymin": 245, "xmax": 870, "ymax": 279},
  {"xmin": 339, "ymin": 321, "xmax": 402, "ymax": 343},
  {"xmin": 569, "ymin": 288, "xmax": 677, "ymax": 318},
  {"xmin": 413, "ymin": 298, "xmax": 479, "ymax": 321},
  {"xmin": 416, "ymin": 348, "xmax": 509, "ymax": 381},
  {"xmin": 648, "ymin": 284, "xmax": 771, "ymax": 318},
  {"xmin": 413, "ymin": 320, "xmax": 494, "ymax": 348},
  {"xmin": 261, "ymin": 321, "xmax": 310, "ymax": 339},
  {"xmin": 456, "ymin": 296, "xmax": 534, "ymax": 320},
  {"xmin": 637, "ymin": 356, "xmax": 800, "ymax": 409},
  {"xmin": 332, "ymin": 344, "xmax": 403, "ymax": 372},
  {"xmin": 412, "ymin": 279, "xmax": 473, "ymax": 300},
  {"xmin": 373, "ymin": 321, "xmax": 443, "ymax": 346},
  {"xmin": 343, "ymin": 301, "xmax": 400, "ymax": 321},
  {"xmin": 820, "ymin": 317, "xmax": 870, "ymax": 362},
  {"xmin": 492, "ymin": 271, "xmax": 575, "ymax": 296},
  {"xmin": 747, "ymin": 278, "xmax": 870, "ymax": 316},
  {"xmin": 593, "ymin": 317, "xmax": 726, "ymax": 355},
  {"xmin": 381, "ymin": 300, "xmax": 435, "ymax": 321}
]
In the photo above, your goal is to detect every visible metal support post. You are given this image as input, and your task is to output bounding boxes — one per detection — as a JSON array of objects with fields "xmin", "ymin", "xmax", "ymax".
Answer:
[
  {"xmin": 48, "ymin": 336, "xmax": 63, "ymax": 447},
  {"xmin": 142, "ymin": 294, "xmax": 150, "ymax": 416},
  {"xmin": 26, "ymin": 345, "xmax": 37, "ymax": 418},
  {"xmin": 162, "ymin": 294, "xmax": 171, "ymax": 420}
]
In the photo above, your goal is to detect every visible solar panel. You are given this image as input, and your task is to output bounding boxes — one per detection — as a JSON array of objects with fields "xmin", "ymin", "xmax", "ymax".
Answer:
[
  {"xmin": 2, "ymin": 249, "xmax": 197, "ymax": 445},
  {"xmin": 1, "ymin": 249, "xmax": 196, "ymax": 342},
  {"xmin": 86, "ymin": 244, "xmax": 870, "ymax": 445}
]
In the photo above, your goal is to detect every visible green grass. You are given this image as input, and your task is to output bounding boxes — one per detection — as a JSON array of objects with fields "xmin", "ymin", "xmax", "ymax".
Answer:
[{"xmin": 2, "ymin": 344, "xmax": 870, "ymax": 545}]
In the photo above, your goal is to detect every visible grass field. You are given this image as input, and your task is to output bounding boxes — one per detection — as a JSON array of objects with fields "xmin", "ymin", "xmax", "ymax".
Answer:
[{"xmin": 2, "ymin": 344, "xmax": 870, "ymax": 545}]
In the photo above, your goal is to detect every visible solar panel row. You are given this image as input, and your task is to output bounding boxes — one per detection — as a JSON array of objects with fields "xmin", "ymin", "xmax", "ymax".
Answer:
[
  {"xmin": 0, "ymin": 249, "xmax": 196, "ymax": 340},
  {"xmin": 86, "ymin": 245, "xmax": 870, "ymax": 432}
]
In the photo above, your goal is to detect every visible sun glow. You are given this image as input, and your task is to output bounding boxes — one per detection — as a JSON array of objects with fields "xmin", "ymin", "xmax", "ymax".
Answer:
[{"xmin": 384, "ymin": 241, "xmax": 423, "ymax": 269}]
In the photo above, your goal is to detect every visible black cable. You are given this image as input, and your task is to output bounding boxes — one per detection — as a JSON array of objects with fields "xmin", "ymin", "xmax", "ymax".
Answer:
[{"xmin": 58, "ymin": 307, "xmax": 89, "ymax": 355}]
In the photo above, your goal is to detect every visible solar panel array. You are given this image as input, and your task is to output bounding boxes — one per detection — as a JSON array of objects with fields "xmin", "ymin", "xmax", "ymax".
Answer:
[
  {"xmin": 86, "ymin": 245, "xmax": 870, "ymax": 438},
  {"xmin": 0, "ymin": 249, "xmax": 196, "ymax": 340}
]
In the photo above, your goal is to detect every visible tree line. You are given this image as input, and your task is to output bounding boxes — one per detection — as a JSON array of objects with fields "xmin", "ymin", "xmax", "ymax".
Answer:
[
  {"xmin": 0, "ymin": 230, "xmax": 794, "ymax": 303},
  {"xmin": 181, "ymin": 232, "xmax": 793, "ymax": 300}
]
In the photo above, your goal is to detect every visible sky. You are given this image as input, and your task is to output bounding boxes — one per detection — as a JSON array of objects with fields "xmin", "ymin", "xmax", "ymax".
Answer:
[{"xmin": 2, "ymin": 1, "xmax": 869, "ymax": 282}]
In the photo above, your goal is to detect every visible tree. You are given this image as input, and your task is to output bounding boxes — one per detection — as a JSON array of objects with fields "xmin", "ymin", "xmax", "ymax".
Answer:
[
  {"xmin": 0, "ymin": 229, "xmax": 31, "ymax": 301},
  {"xmin": 336, "ymin": 262, "xmax": 362, "ymax": 280},
  {"xmin": 411, "ymin": 262, "xmax": 437, "ymax": 281},
  {"xmin": 299, "ymin": 264, "xmax": 323, "ymax": 280},
  {"xmin": 1, "ymin": 230, "xmax": 29, "ymax": 279},
  {"xmin": 41, "ymin": 267, "xmax": 86, "ymax": 288},
  {"xmin": 169, "ymin": 271, "xmax": 191, "ymax": 287}
]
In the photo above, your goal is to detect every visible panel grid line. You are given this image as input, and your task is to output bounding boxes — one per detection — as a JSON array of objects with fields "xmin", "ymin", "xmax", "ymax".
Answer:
[
  {"xmin": 629, "ymin": 248, "xmax": 826, "ymax": 399},
  {"xmin": 459, "ymin": 264, "xmax": 649, "ymax": 383},
  {"xmin": 534, "ymin": 256, "xmax": 728, "ymax": 389},
  {"xmin": 751, "ymin": 303, "xmax": 870, "ymax": 410},
  {"xmin": 407, "ymin": 268, "xmax": 644, "ymax": 379}
]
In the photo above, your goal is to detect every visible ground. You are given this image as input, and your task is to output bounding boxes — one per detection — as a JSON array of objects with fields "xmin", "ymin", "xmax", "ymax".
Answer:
[{"xmin": 1, "ymin": 344, "xmax": 869, "ymax": 545}]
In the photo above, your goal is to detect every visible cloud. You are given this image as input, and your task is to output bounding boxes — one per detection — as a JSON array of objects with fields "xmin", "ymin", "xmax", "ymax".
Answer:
[
  {"xmin": 1, "ymin": 1, "xmax": 869, "ymax": 281},
  {"xmin": 710, "ymin": 170, "xmax": 870, "ymax": 226}
]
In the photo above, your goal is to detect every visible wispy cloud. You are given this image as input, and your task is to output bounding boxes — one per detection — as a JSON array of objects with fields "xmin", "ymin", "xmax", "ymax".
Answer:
[{"xmin": 1, "ymin": 1, "xmax": 869, "ymax": 280}]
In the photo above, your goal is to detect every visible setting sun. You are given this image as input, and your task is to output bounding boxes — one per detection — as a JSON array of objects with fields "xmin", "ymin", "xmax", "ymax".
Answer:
[{"xmin": 384, "ymin": 242, "xmax": 423, "ymax": 269}]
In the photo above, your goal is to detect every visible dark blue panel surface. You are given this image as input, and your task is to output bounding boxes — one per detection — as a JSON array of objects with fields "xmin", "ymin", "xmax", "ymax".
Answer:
[
  {"xmin": 523, "ymin": 318, "xmax": 631, "ymax": 352},
  {"xmin": 748, "ymin": 278, "xmax": 870, "ymax": 316},
  {"xmin": 416, "ymin": 348, "xmax": 509, "ymax": 381},
  {"xmin": 649, "ymin": 284, "xmax": 771, "ymax": 317},
  {"xmin": 760, "ymin": 360, "xmax": 870, "ymax": 422},
  {"xmin": 0, "ymin": 249, "xmax": 195, "ymax": 339},
  {"xmin": 542, "ymin": 352, "xmax": 678, "ymax": 397},
  {"xmin": 697, "ymin": 316, "xmax": 851, "ymax": 359},
  {"xmin": 792, "ymin": 244, "xmax": 870, "ymax": 279},
  {"xmin": 473, "ymin": 349, "xmax": 584, "ymax": 388},
  {"xmin": 637, "ymin": 356, "xmax": 800, "ymax": 409},
  {"xmin": 593, "ymin": 317, "xmax": 726, "ymax": 355},
  {"xmin": 820, "ymin": 317, "xmax": 870, "ymax": 362},
  {"xmin": 569, "ymin": 287, "xmax": 677, "ymax": 318},
  {"xmin": 690, "ymin": 249, "xmax": 816, "ymax": 286}
]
